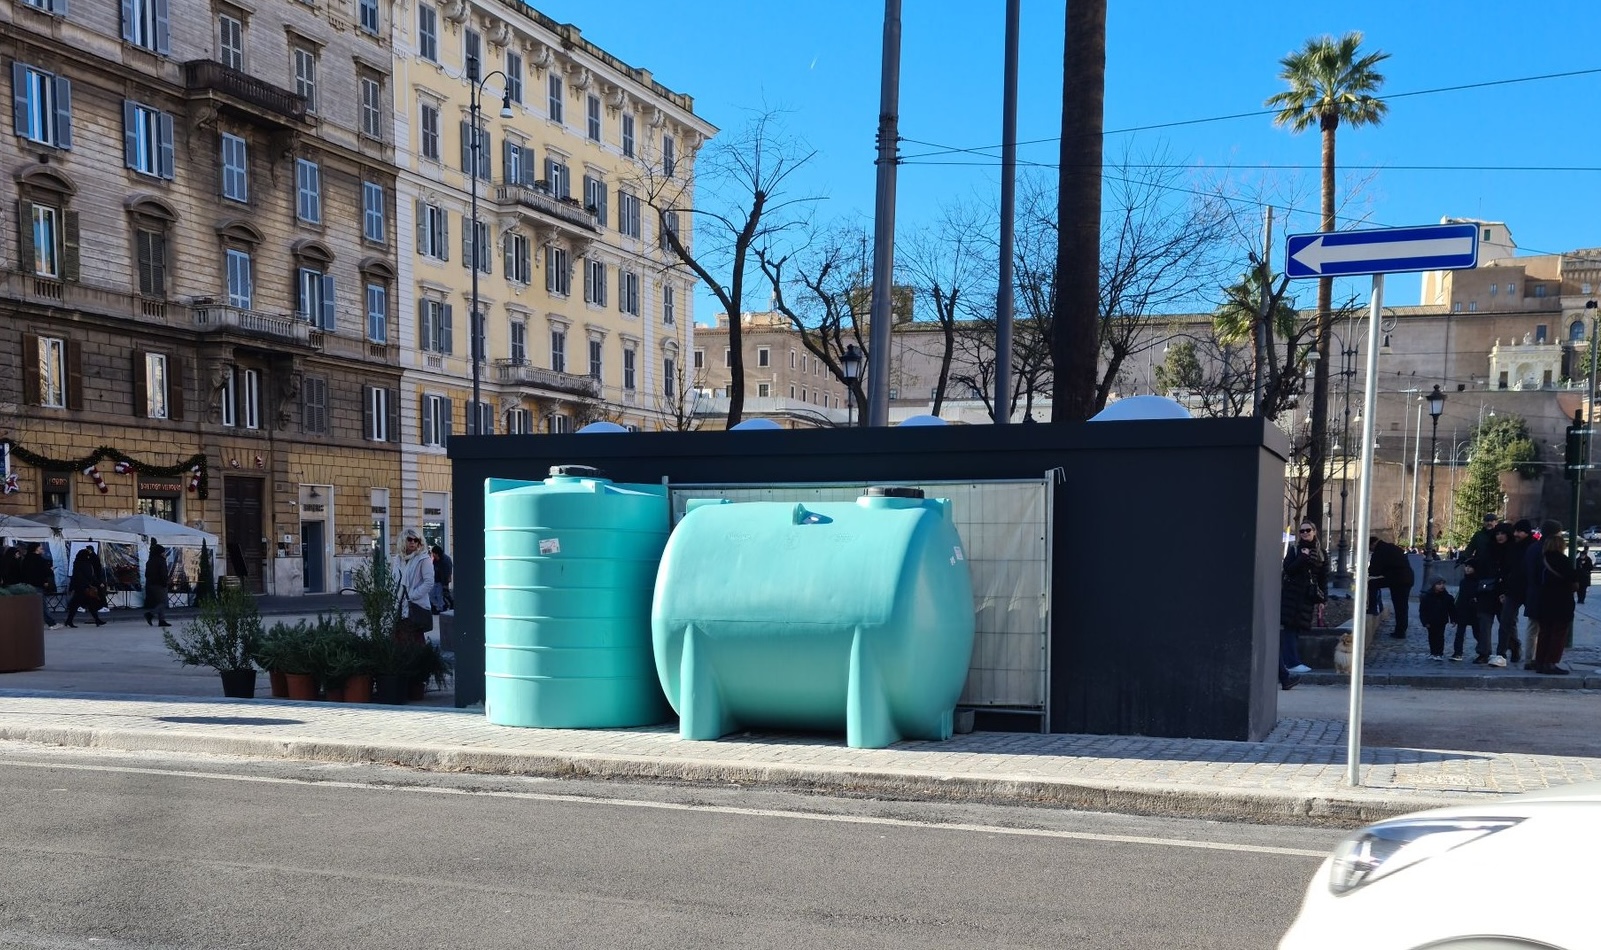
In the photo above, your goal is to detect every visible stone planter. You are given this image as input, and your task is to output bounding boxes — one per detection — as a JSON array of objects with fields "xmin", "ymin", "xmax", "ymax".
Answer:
[
  {"xmin": 1297, "ymin": 629, "xmax": 1346, "ymax": 671},
  {"xmin": 0, "ymin": 593, "xmax": 46, "ymax": 672}
]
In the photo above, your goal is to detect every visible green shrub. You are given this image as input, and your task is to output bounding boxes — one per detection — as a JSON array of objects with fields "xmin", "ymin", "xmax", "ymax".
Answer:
[{"xmin": 163, "ymin": 584, "xmax": 262, "ymax": 673}]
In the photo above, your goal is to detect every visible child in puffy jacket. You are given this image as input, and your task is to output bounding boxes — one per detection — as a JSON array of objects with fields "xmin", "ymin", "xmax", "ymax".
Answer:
[
  {"xmin": 1454, "ymin": 558, "xmax": 1499, "ymax": 663},
  {"xmin": 1418, "ymin": 576, "xmax": 1455, "ymax": 660}
]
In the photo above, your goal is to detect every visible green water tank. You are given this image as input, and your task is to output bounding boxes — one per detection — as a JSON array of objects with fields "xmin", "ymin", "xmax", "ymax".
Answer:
[
  {"xmin": 652, "ymin": 488, "xmax": 976, "ymax": 749},
  {"xmin": 484, "ymin": 467, "xmax": 672, "ymax": 728}
]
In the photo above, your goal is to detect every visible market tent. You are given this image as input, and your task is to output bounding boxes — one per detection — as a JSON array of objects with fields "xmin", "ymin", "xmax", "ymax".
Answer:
[
  {"xmin": 18, "ymin": 510, "xmax": 144, "ymax": 591},
  {"xmin": 18, "ymin": 509, "xmax": 142, "ymax": 544},
  {"xmin": 0, "ymin": 513, "xmax": 53, "ymax": 544},
  {"xmin": 111, "ymin": 514, "xmax": 219, "ymax": 550}
]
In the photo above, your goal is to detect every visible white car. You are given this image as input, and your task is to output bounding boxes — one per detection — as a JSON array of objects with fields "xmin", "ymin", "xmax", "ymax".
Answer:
[{"xmin": 1280, "ymin": 781, "xmax": 1601, "ymax": 949}]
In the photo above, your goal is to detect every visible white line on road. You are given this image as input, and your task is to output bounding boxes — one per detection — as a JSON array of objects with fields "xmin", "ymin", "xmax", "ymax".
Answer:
[{"xmin": 0, "ymin": 757, "xmax": 1330, "ymax": 859}]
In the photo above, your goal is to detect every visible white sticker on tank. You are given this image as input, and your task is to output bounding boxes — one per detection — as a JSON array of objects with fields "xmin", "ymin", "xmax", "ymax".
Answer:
[
  {"xmin": 953, "ymin": 546, "xmax": 965, "ymax": 561},
  {"xmin": 539, "ymin": 538, "xmax": 561, "ymax": 555}
]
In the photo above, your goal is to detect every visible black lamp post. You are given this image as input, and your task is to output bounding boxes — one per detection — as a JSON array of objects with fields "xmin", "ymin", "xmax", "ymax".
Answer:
[
  {"xmin": 841, "ymin": 344, "xmax": 862, "ymax": 427},
  {"xmin": 468, "ymin": 70, "xmax": 513, "ymax": 435},
  {"xmin": 1424, "ymin": 384, "xmax": 1446, "ymax": 560}
]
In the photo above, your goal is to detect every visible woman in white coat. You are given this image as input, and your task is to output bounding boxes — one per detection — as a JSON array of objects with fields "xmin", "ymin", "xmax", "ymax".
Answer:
[{"xmin": 393, "ymin": 526, "xmax": 435, "ymax": 641}]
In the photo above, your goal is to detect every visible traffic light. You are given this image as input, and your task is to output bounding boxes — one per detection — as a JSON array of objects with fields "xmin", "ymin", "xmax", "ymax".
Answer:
[{"xmin": 1566, "ymin": 410, "xmax": 1591, "ymax": 481}]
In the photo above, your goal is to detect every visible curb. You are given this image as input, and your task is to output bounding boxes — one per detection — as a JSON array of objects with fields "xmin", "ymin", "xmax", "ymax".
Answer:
[
  {"xmin": 1301, "ymin": 671, "xmax": 1601, "ymax": 689},
  {"xmin": 0, "ymin": 720, "xmax": 1466, "ymax": 828}
]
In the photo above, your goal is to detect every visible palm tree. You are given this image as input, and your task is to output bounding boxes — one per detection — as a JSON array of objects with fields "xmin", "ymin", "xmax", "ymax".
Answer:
[{"xmin": 1266, "ymin": 31, "xmax": 1389, "ymax": 525}]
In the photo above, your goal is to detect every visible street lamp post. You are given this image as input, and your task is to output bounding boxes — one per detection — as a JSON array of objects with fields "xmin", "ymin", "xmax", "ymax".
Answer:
[
  {"xmin": 841, "ymin": 344, "xmax": 862, "ymax": 427},
  {"xmin": 1424, "ymin": 385, "xmax": 1446, "ymax": 560},
  {"xmin": 468, "ymin": 70, "xmax": 514, "ymax": 435}
]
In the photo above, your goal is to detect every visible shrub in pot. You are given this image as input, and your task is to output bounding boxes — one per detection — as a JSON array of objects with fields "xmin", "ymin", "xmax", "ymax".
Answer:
[
  {"xmin": 309, "ymin": 612, "xmax": 366, "ymax": 701},
  {"xmin": 161, "ymin": 585, "xmax": 262, "ymax": 697},
  {"xmin": 257, "ymin": 620, "xmax": 310, "ymax": 697}
]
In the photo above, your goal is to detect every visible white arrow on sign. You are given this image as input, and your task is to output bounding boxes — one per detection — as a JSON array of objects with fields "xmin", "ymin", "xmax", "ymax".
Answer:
[{"xmin": 1290, "ymin": 233, "xmax": 1477, "ymax": 275}]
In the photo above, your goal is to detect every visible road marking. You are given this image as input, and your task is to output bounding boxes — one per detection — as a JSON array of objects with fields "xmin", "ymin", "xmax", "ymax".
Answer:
[{"xmin": 0, "ymin": 757, "xmax": 1330, "ymax": 858}]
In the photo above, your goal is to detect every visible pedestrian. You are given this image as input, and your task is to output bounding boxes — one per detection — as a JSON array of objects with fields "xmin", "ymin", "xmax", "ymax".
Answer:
[
  {"xmin": 19, "ymin": 542, "xmax": 59, "ymax": 630},
  {"xmin": 1578, "ymin": 544, "xmax": 1594, "ymax": 605},
  {"xmin": 1418, "ymin": 575, "xmax": 1455, "ymax": 660},
  {"xmin": 1458, "ymin": 512, "xmax": 1501, "ymax": 564},
  {"xmin": 1532, "ymin": 522, "xmax": 1579, "ymax": 675},
  {"xmin": 1279, "ymin": 520, "xmax": 1327, "ymax": 690},
  {"xmin": 0, "ymin": 543, "xmax": 22, "ymax": 586},
  {"xmin": 429, "ymin": 543, "xmax": 454, "ymax": 613},
  {"xmin": 391, "ymin": 526, "xmax": 435, "ymax": 643},
  {"xmin": 1367, "ymin": 535, "xmax": 1416, "ymax": 639},
  {"xmin": 63, "ymin": 547, "xmax": 106, "ymax": 628},
  {"xmin": 143, "ymin": 540, "xmax": 171, "ymax": 628},
  {"xmin": 1454, "ymin": 558, "xmax": 1497, "ymax": 662},
  {"xmin": 1495, "ymin": 519, "xmax": 1535, "ymax": 666}
]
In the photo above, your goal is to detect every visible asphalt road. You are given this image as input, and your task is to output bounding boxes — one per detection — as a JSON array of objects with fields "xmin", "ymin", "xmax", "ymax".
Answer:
[{"xmin": 0, "ymin": 746, "xmax": 1347, "ymax": 950}]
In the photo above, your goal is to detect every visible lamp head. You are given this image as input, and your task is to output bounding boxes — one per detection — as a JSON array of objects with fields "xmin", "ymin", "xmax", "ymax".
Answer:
[
  {"xmin": 499, "ymin": 95, "xmax": 514, "ymax": 119},
  {"xmin": 1428, "ymin": 384, "xmax": 1446, "ymax": 419},
  {"xmin": 841, "ymin": 343, "xmax": 862, "ymax": 381}
]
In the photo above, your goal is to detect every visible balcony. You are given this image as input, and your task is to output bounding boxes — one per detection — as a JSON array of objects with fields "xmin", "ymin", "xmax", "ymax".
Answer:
[
  {"xmin": 494, "ymin": 182, "xmax": 601, "ymax": 235},
  {"xmin": 494, "ymin": 359, "xmax": 599, "ymax": 397},
  {"xmin": 191, "ymin": 303, "xmax": 312, "ymax": 345},
  {"xmin": 183, "ymin": 60, "xmax": 308, "ymax": 128}
]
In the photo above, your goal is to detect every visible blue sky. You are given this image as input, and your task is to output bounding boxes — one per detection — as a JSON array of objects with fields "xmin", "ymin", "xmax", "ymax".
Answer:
[{"xmin": 530, "ymin": 0, "xmax": 1601, "ymax": 317}]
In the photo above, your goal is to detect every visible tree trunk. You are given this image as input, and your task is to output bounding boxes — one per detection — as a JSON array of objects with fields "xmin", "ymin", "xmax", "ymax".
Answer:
[
  {"xmin": 1305, "ymin": 119, "xmax": 1339, "ymax": 527},
  {"xmin": 1050, "ymin": 0, "xmax": 1106, "ymax": 422}
]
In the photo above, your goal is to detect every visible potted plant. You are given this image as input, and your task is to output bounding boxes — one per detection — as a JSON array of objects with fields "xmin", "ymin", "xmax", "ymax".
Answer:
[
  {"xmin": 351, "ymin": 545, "xmax": 400, "ymax": 640},
  {"xmin": 411, "ymin": 638, "xmax": 453, "ymax": 698},
  {"xmin": 161, "ymin": 584, "xmax": 263, "ymax": 697},
  {"xmin": 0, "ymin": 582, "xmax": 46, "ymax": 673},
  {"xmin": 257, "ymin": 620, "xmax": 309, "ymax": 697},
  {"xmin": 369, "ymin": 633, "xmax": 425, "ymax": 705},
  {"xmin": 309, "ymin": 612, "xmax": 366, "ymax": 702}
]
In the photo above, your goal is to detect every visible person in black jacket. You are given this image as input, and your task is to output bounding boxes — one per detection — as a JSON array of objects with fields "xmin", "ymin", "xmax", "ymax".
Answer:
[
  {"xmin": 1496, "ymin": 519, "xmax": 1535, "ymax": 664},
  {"xmin": 143, "ymin": 540, "xmax": 171, "ymax": 628},
  {"xmin": 1279, "ymin": 520, "xmax": 1327, "ymax": 690},
  {"xmin": 1418, "ymin": 576, "xmax": 1455, "ymax": 660},
  {"xmin": 63, "ymin": 547, "xmax": 106, "ymax": 628},
  {"xmin": 1453, "ymin": 558, "xmax": 1497, "ymax": 662},
  {"xmin": 0, "ymin": 544, "xmax": 22, "ymax": 586},
  {"xmin": 20, "ymin": 542, "xmax": 60, "ymax": 629},
  {"xmin": 1457, "ymin": 512, "xmax": 1501, "ymax": 565},
  {"xmin": 1367, "ymin": 536, "xmax": 1416, "ymax": 639},
  {"xmin": 1577, "ymin": 545, "xmax": 1593, "ymax": 605},
  {"xmin": 429, "ymin": 544, "xmax": 454, "ymax": 613}
]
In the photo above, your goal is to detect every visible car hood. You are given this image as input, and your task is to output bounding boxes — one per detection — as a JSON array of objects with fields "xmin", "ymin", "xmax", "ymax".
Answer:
[{"xmin": 1385, "ymin": 779, "xmax": 1601, "ymax": 822}]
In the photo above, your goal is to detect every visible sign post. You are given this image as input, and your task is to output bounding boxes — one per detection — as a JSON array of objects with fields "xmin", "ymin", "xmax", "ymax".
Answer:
[{"xmin": 1286, "ymin": 223, "xmax": 1478, "ymax": 787}]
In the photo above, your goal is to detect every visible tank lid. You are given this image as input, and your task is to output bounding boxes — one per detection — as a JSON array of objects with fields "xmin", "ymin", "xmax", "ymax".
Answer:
[
  {"xmin": 864, "ymin": 486, "xmax": 924, "ymax": 499},
  {"xmin": 549, "ymin": 464, "xmax": 607, "ymax": 479}
]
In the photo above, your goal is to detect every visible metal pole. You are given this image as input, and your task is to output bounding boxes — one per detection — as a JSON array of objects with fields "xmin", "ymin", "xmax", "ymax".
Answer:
[
  {"xmin": 1346, "ymin": 274, "xmax": 1384, "ymax": 787},
  {"xmin": 1336, "ymin": 337, "xmax": 1353, "ymax": 582},
  {"xmin": 1425, "ymin": 412, "xmax": 1441, "ymax": 559},
  {"xmin": 1253, "ymin": 208, "xmax": 1273, "ymax": 415},
  {"xmin": 1570, "ymin": 407, "xmax": 1585, "ymax": 567},
  {"xmin": 469, "ymin": 83, "xmax": 481, "ymax": 436},
  {"xmin": 866, "ymin": 0, "xmax": 902, "ymax": 427},
  {"xmin": 992, "ymin": 0, "xmax": 1019, "ymax": 424},
  {"xmin": 1408, "ymin": 396, "xmax": 1423, "ymax": 543}
]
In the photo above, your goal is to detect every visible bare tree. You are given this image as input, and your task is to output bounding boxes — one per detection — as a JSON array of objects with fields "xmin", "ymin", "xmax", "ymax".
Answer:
[
  {"xmin": 898, "ymin": 200, "xmax": 995, "ymax": 417},
  {"xmin": 1051, "ymin": 0, "xmax": 1106, "ymax": 422},
  {"xmin": 757, "ymin": 223, "xmax": 872, "ymax": 423},
  {"xmin": 631, "ymin": 111, "xmax": 818, "ymax": 427},
  {"xmin": 655, "ymin": 359, "xmax": 706, "ymax": 432}
]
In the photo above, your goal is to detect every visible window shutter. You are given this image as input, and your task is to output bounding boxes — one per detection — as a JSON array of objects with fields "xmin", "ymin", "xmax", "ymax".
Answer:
[
  {"xmin": 168, "ymin": 356, "xmax": 184, "ymax": 421},
  {"xmin": 123, "ymin": 100, "xmax": 138, "ymax": 169},
  {"xmin": 12, "ymin": 63, "xmax": 27, "ymax": 137},
  {"xmin": 156, "ymin": 111, "xmax": 174, "ymax": 179},
  {"xmin": 441, "ymin": 303, "xmax": 454, "ymax": 354},
  {"xmin": 153, "ymin": 0, "xmax": 170, "ymax": 54},
  {"xmin": 362, "ymin": 385, "xmax": 374, "ymax": 439},
  {"xmin": 61, "ymin": 210, "xmax": 79, "ymax": 281},
  {"xmin": 503, "ymin": 233, "xmax": 513, "ymax": 275},
  {"xmin": 416, "ymin": 299, "xmax": 430, "ymax": 351},
  {"xmin": 545, "ymin": 248, "xmax": 554, "ymax": 293},
  {"xmin": 461, "ymin": 217, "xmax": 471, "ymax": 269},
  {"xmin": 386, "ymin": 388, "xmax": 399, "ymax": 442},
  {"xmin": 120, "ymin": 0, "xmax": 136, "ymax": 41},
  {"xmin": 21, "ymin": 333, "xmax": 40, "ymax": 405},
  {"xmin": 420, "ymin": 394, "xmax": 433, "ymax": 445},
  {"xmin": 52, "ymin": 76, "xmax": 70, "ymax": 149},
  {"xmin": 597, "ymin": 182, "xmax": 607, "ymax": 224},
  {"xmin": 440, "ymin": 209, "xmax": 449, "ymax": 261},
  {"xmin": 442, "ymin": 397, "xmax": 453, "ymax": 442},
  {"xmin": 320, "ymin": 274, "xmax": 336, "ymax": 329},
  {"xmin": 65, "ymin": 338, "xmax": 83, "ymax": 410},
  {"xmin": 502, "ymin": 138, "xmax": 513, "ymax": 183},
  {"xmin": 459, "ymin": 120, "xmax": 471, "ymax": 173},
  {"xmin": 414, "ymin": 199, "xmax": 426, "ymax": 251},
  {"xmin": 479, "ymin": 132, "xmax": 491, "ymax": 179},
  {"xmin": 15, "ymin": 201, "xmax": 35, "ymax": 274}
]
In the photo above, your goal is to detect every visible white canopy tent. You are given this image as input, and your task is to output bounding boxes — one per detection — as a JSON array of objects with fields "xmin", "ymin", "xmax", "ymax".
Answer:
[
  {"xmin": 0, "ymin": 513, "xmax": 53, "ymax": 544},
  {"xmin": 17, "ymin": 509, "xmax": 143, "ymax": 592},
  {"xmin": 111, "ymin": 515, "xmax": 219, "ymax": 601}
]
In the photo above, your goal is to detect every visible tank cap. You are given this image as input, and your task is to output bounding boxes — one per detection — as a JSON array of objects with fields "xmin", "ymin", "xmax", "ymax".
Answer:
[
  {"xmin": 549, "ymin": 464, "xmax": 607, "ymax": 479},
  {"xmin": 864, "ymin": 486, "xmax": 924, "ymax": 499}
]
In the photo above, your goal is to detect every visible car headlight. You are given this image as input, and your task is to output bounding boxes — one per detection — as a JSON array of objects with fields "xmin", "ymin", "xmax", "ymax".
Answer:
[{"xmin": 1328, "ymin": 818, "xmax": 1523, "ymax": 895}]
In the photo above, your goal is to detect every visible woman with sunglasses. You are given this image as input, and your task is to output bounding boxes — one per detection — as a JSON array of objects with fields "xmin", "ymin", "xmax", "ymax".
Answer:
[{"xmin": 1279, "ymin": 521, "xmax": 1328, "ymax": 690}]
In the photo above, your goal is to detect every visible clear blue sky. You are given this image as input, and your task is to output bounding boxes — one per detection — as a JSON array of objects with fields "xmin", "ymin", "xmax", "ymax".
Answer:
[{"xmin": 530, "ymin": 0, "xmax": 1601, "ymax": 318}]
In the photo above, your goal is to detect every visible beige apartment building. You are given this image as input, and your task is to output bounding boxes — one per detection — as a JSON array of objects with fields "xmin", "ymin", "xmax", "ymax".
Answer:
[
  {"xmin": 0, "ymin": 0, "xmax": 403, "ymax": 595},
  {"xmin": 391, "ymin": 0, "xmax": 714, "ymax": 546}
]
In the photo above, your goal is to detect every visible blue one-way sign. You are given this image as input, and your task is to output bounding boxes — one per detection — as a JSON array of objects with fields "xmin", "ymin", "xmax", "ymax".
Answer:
[{"xmin": 1286, "ymin": 223, "xmax": 1479, "ymax": 279}]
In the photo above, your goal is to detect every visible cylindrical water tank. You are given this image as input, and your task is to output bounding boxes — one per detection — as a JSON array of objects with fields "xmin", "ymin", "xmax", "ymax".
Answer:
[
  {"xmin": 652, "ymin": 488, "xmax": 975, "ymax": 749},
  {"xmin": 484, "ymin": 467, "xmax": 671, "ymax": 727}
]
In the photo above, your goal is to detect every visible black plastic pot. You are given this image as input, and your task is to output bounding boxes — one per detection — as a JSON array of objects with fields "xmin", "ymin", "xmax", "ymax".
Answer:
[
  {"xmin": 374, "ymin": 674, "xmax": 409, "ymax": 705},
  {"xmin": 219, "ymin": 668, "xmax": 258, "ymax": 698}
]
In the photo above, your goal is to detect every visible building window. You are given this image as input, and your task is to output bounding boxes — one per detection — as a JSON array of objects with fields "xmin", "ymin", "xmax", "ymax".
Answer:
[
  {"xmin": 303, "ymin": 375, "xmax": 327, "ymax": 434},
  {"xmin": 723, "ymin": 347, "xmax": 731, "ymax": 368},
  {"xmin": 419, "ymin": 298, "xmax": 453, "ymax": 353},
  {"xmin": 226, "ymin": 248, "xmax": 252, "ymax": 307},
  {"xmin": 417, "ymin": 203, "xmax": 449, "ymax": 260},
  {"xmin": 509, "ymin": 319, "xmax": 526, "ymax": 363},
  {"xmin": 1468, "ymin": 301, "xmax": 1477, "ymax": 312},
  {"xmin": 663, "ymin": 285, "xmax": 675, "ymax": 325},
  {"xmin": 547, "ymin": 74, "xmax": 563, "ymax": 124},
  {"xmin": 296, "ymin": 158, "xmax": 322, "ymax": 223},
  {"xmin": 360, "ymin": 76, "xmax": 383, "ymax": 138},
  {"xmin": 663, "ymin": 357, "xmax": 677, "ymax": 396},
  {"xmin": 693, "ymin": 349, "xmax": 703, "ymax": 369},
  {"xmin": 548, "ymin": 413, "xmax": 569, "ymax": 434},
  {"xmin": 417, "ymin": 4, "xmax": 437, "ymax": 61},
  {"xmin": 619, "ymin": 271, "xmax": 640, "ymax": 316},
  {"xmin": 662, "ymin": 134, "xmax": 676, "ymax": 176},
  {"xmin": 789, "ymin": 350, "xmax": 797, "ymax": 369},
  {"xmin": 550, "ymin": 328, "xmax": 567, "ymax": 373},
  {"xmin": 13, "ymin": 64, "xmax": 72, "ymax": 149},
  {"xmin": 504, "ymin": 140, "xmax": 530, "ymax": 185},
  {"xmin": 1483, "ymin": 227, "xmax": 1492, "ymax": 242},
  {"xmin": 621, "ymin": 113, "xmax": 635, "ymax": 158},
  {"xmin": 588, "ymin": 339, "xmax": 603, "ymax": 380},
  {"xmin": 757, "ymin": 347, "xmax": 770, "ymax": 368},
  {"xmin": 1536, "ymin": 324, "xmax": 1548, "ymax": 343},
  {"xmin": 659, "ymin": 210, "xmax": 679, "ymax": 252},
  {"xmin": 123, "ymin": 0, "xmax": 171, "ymax": 54},
  {"xmin": 218, "ymin": 13, "xmax": 243, "ymax": 69},
  {"xmin": 123, "ymin": 102, "xmax": 175, "ymax": 179},
  {"xmin": 507, "ymin": 407, "xmax": 531, "ymax": 434},
  {"xmin": 30, "ymin": 204, "xmax": 60, "ymax": 278},
  {"xmin": 1507, "ymin": 283, "xmax": 1516, "ymax": 295},
  {"xmin": 366, "ymin": 385, "xmax": 389, "ymax": 441},
  {"xmin": 618, "ymin": 192, "xmax": 641, "ymax": 238},
  {"xmin": 1571, "ymin": 320, "xmax": 1586, "ymax": 343},
  {"xmin": 366, "ymin": 282, "xmax": 388, "ymax": 342},
  {"xmin": 37, "ymin": 336, "xmax": 66, "ymax": 408},
  {"xmin": 505, "ymin": 51, "xmax": 523, "ymax": 104},
  {"xmin": 219, "ymin": 365, "xmax": 236, "ymax": 426},
  {"xmin": 292, "ymin": 46, "xmax": 317, "ymax": 113},
  {"xmin": 623, "ymin": 348, "xmax": 636, "ymax": 390},
  {"xmin": 297, "ymin": 266, "xmax": 335, "ymax": 328},
  {"xmin": 1489, "ymin": 283, "xmax": 1498, "ymax": 297},
  {"xmin": 470, "ymin": 307, "xmax": 485, "ymax": 364},
  {"xmin": 757, "ymin": 383, "xmax": 771, "ymax": 398},
  {"xmin": 464, "ymin": 28, "xmax": 481, "ymax": 80},
  {"xmin": 544, "ymin": 157, "xmax": 570, "ymax": 199},
  {"xmin": 587, "ymin": 94, "xmax": 601, "ymax": 141},
  {"xmin": 420, "ymin": 103, "xmax": 440, "ymax": 161},
  {"xmin": 546, "ymin": 246, "xmax": 570, "ymax": 296},
  {"xmin": 221, "ymin": 133, "xmax": 248, "ymax": 201},
  {"xmin": 459, "ymin": 120, "xmax": 491, "ymax": 177},
  {"xmin": 505, "ymin": 232, "xmax": 531, "ymax": 284},
  {"xmin": 584, "ymin": 258, "xmax": 607, "ymax": 306},
  {"xmin": 464, "ymin": 217, "xmax": 490, "ymax": 273},
  {"xmin": 241, "ymin": 368, "xmax": 261, "ymax": 430},
  {"xmin": 422, "ymin": 393, "xmax": 451, "ymax": 446},
  {"xmin": 358, "ymin": 0, "xmax": 379, "ymax": 34},
  {"xmin": 583, "ymin": 175, "xmax": 607, "ymax": 223},
  {"xmin": 1535, "ymin": 285, "xmax": 1548, "ymax": 298},
  {"xmin": 361, "ymin": 182, "xmax": 385, "ymax": 242},
  {"xmin": 135, "ymin": 226, "xmax": 167, "ymax": 297},
  {"xmin": 142, "ymin": 352, "xmax": 170, "ymax": 418}
]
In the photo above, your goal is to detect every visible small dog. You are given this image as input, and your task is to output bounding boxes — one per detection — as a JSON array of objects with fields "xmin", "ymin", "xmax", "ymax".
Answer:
[{"xmin": 1333, "ymin": 632, "xmax": 1354, "ymax": 675}]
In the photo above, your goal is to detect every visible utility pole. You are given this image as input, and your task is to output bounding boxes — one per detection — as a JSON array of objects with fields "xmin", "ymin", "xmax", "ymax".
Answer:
[
  {"xmin": 992, "ymin": 0, "xmax": 1019, "ymax": 424},
  {"xmin": 866, "ymin": 0, "xmax": 902, "ymax": 427},
  {"xmin": 1252, "ymin": 207, "xmax": 1273, "ymax": 416}
]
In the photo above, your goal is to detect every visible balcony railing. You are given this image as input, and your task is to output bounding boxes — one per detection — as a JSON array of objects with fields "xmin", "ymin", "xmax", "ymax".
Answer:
[
  {"xmin": 494, "ymin": 359, "xmax": 599, "ymax": 396},
  {"xmin": 183, "ymin": 60, "xmax": 308, "ymax": 123},
  {"xmin": 494, "ymin": 183, "xmax": 601, "ymax": 233},
  {"xmin": 191, "ymin": 303, "xmax": 311, "ymax": 344}
]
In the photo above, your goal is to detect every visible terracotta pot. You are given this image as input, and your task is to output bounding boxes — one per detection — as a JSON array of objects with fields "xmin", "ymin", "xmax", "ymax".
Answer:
[
  {"xmin": 0, "ymin": 594, "xmax": 46, "ymax": 672},
  {"xmin": 374, "ymin": 674, "xmax": 408, "ymax": 705},
  {"xmin": 268, "ymin": 670, "xmax": 289, "ymax": 698},
  {"xmin": 324, "ymin": 682, "xmax": 345, "ymax": 702},
  {"xmin": 342, "ymin": 674, "xmax": 373, "ymax": 704},
  {"xmin": 408, "ymin": 679, "xmax": 427, "ymax": 701},
  {"xmin": 284, "ymin": 672, "xmax": 317, "ymax": 701}
]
